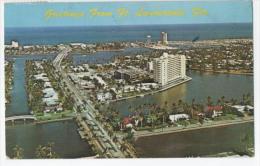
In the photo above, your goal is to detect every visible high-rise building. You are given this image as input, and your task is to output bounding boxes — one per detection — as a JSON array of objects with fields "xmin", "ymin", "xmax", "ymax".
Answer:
[
  {"xmin": 153, "ymin": 52, "xmax": 186, "ymax": 86},
  {"xmin": 146, "ymin": 35, "xmax": 152, "ymax": 45},
  {"xmin": 147, "ymin": 61, "xmax": 154, "ymax": 71},
  {"xmin": 161, "ymin": 32, "xmax": 168, "ymax": 45}
]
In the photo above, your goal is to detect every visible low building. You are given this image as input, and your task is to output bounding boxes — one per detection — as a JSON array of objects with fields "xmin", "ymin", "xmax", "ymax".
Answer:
[
  {"xmin": 169, "ymin": 114, "xmax": 189, "ymax": 123},
  {"xmin": 96, "ymin": 92, "xmax": 112, "ymax": 102},
  {"xmin": 11, "ymin": 41, "xmax": 19, "ymax": 48},
  {"xmin": 114, "ymin": 69, "xmax": 138, "ymax": 81},
  {"xmin": 34, "ymin": 73, "xmax": 49, "ymax": 82},
  {"xmin": 232, "ymin": 105, "xmax": 254, "ymax": 113},
  {"xmin": 42, "ymin": 88, "xmax": 59, "ymax": 106},
  {"xmin": 44, "ymin": 82, "xmax": 52, "ymax": 88},
  {"xmin": 205, "ymin": 105, "xmax": 223, "ymax": 118}
]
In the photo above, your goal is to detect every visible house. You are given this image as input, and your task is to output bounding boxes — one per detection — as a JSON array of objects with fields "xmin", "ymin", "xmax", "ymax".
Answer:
[
  {"xmin": 42, "ymin": 88, "xmax": 57, "ymax": 98},
  {"xmin": 44, "ymin": 82, "xmax": 52, "ymax": 88},
  {"xmin": 122, "ymin": 117, "xmax": 133, "ymax": 128},
  {"xmin": 232, "ymin": 105, "xmax": 254, "ymax": 114},
  {"xmin": 93, "ymin": 75, "xmax": 107, "ymax": 88},
  {"xmin": 96, "ymin": 92, "xmax": 112, "ymax": 102},
  {"xmin": 169, "ymin": 114, "xmax": 189, "ymax": 123},
  {"xmin": 114, "ymin": 69, "xmax": 138, "ymax": 81},
  {"xmin": 34, "ymin": 73, "xmax": 49, "ymax": 82},
  {"xmin": 205, "ymin": 106, "xmax": 223, "ymax": 118},
  {"xmin": 42, "ymin": 88, "xmax": 59, "ymax": 106}
]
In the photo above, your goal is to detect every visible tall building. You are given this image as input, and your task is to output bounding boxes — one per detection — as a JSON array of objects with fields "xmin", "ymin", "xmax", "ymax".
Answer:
[
  {"xmin": 161, "ymin": 32, "xmax": 168, "ymax": 45},
  {"xmin": 147, "ymin": 61, "xmax": 154, "ymax": 71},
  {"xmin": 146, "ymin": 35, "xmax": 152, "ymax": 45},
  {"xmin": 153, "ymin": 52, "xmax": 186, "ymax": 86}
]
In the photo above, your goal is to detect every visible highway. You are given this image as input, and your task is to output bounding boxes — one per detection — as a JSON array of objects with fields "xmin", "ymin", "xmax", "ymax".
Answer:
[{"xmin": 53, "ymin": 46, "xmax": 126, "ymax": 158}]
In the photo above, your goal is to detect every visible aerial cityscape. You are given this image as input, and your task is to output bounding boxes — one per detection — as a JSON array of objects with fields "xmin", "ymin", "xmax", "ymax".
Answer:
[{"xmin": 4, "ymin": 1, "xmax": 254, "ymax": 159}]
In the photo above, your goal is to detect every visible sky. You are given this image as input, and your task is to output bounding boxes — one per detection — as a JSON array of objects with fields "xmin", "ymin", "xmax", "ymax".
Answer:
[{"xmin": 4, "ymin": 0, "xmax": 253, "ymax": 28}]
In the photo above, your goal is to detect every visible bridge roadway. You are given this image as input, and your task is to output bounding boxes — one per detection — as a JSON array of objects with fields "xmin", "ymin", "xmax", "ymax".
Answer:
[
  {"xmin": 53, "ymin": 47, "xmax": 126, "ymax": 158},
  {"xmin": 5, "ymin": 115, "xmax": 37, "ymax": 122}
]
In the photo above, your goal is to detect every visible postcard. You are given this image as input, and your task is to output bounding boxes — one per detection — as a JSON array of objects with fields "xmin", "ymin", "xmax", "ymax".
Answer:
[{"xmin": 2, "ymin": 0, "xmax": 255, "ymax": 160}]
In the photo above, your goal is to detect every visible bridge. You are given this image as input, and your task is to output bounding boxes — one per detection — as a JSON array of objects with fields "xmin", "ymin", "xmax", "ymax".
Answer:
[
  {"xmin": 5, "ymin": 115, "xmax": 37, "ymax": 123},
  {"xmin": 53, "ymin": 46, "xmax": 72, "ymax": 66}
]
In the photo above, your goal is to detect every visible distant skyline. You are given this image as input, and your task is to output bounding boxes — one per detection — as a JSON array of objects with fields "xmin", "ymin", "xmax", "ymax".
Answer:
[{"xmin": 5, "ymin": 0, "xmax": 252, "ymax": 28}]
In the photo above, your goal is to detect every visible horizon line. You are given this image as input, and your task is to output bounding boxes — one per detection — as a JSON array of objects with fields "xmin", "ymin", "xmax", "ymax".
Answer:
[{"xmin": 5, "ymin": 22, "xmax": 253, "ymax": 29}]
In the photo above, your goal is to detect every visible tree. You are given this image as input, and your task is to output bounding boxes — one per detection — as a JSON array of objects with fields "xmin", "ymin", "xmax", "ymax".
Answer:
[
  {"xmin": 207, "ymin": 96, "xmax": 212, "ymax": 106},
  {"xmin": 12, "ymin": 145, "xmax": 23, "ymax": 159},
  {"xmin": 241, "ymin": 133, "xmax": 253, "ymax": 152},
  {"xmin": 35, "ymin": 142, "xmax": 58, "ymax": 159},
  {"xmin": 234, "ymin": 133, "xmax": 254, "ymax": 156},
  {"xmin": 178, "ymin": 99, "xmax": 183, "ymax": 107}
]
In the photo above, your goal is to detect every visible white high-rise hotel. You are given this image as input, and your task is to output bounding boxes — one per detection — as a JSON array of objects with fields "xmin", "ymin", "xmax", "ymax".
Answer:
[{"xmin": 153, "ymin": 52, "xmax": 186, "ymax": 86}]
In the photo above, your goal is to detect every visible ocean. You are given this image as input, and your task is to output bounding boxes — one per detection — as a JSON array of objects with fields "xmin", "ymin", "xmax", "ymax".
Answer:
[{"xmin": 5, "ymin": 23, "xmax": 252, "ymax": 45}]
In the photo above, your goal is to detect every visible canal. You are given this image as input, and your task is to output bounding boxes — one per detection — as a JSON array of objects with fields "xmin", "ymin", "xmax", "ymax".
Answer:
[
  {"xmin": 134, "ymin": 122, "xmax": 254, "ymax": 157},
  {"xmin": 5, "ymin": 55, "xmax": 94, "ymax": 159}
]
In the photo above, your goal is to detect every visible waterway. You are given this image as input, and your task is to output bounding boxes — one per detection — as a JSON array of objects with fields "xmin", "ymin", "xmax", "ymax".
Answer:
[
  {"xmin": 5, "ymin": 50, "xmax": 254, "ymax": 158},
  {"xmin": 5, "ymin": 55, "xmax": 94, "ymax": 159},
  {"xmin": 109, "ymin": 70, "xmax": 253, "ymax": 116},
  {"xmin": 134, "ymin": 122, "xmax": 254, "ymax": 157},
  {"xmin": 72, "ymin": 47, "xmax": 151, "ymax": 65}
]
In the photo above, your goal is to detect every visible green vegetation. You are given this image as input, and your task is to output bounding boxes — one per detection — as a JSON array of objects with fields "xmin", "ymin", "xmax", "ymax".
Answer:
[
  {"xmin": 11, "ymin": 143, "xmax": 58, "ymax": 159},
  {"xmin": 101, "ymin": 94, "xmax": 253, "ymax": 132},
  {"xmin": 5, "ymin": 61, "xmax": 14, "ymax": 104},
  {"xmin": 233, "ymin": 133, "xmax": 254, "ymax": 157},
  {"xmin": 12, "ymin": 145, "xmax": 23, "ymax": 159},
  {"xmin": 25, "ymin": 60, "xmax": 44, "ymax": 114},
  {"xmin": 35, "ymin": 142, "xmax": 58, "ymax": 159},
  {"xmin": 25, "ymin": 60, "xmax": 75, "ymax": 121}
]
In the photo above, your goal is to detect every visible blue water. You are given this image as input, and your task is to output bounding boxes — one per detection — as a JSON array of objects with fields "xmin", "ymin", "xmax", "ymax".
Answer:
[
  {"xmin": 5, "ymin": 55, "xmax": 94, "ymax": 158},
  {"xmin": 5, "ymin": 23, "xmax": 252, "ymax": 45},
  {"xmin": 5, "ymin": 55, "xmax": 54, "ymax": 117},
  {"xmin": 73, "ymin": 47, "xmax": 151, "ymax": 65}
]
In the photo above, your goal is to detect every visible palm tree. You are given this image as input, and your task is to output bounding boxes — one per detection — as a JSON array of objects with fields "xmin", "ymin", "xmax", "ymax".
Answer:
[
  {"xmin": 178, "ymin": 99, "xmax": 183, "ymax": 107},
  {"xmin": 12, "ymin": 145, "xmax": 23, "ymax": 159},
  {"xmin": 217, "ymin": 99, "xmax": 221, "ymax": 105},
  {"xmin": 171, "ymin": 102, "xmax": 177, "ymax": 114},
  {"xmin": 221, "ymin": 96, "xmax": 225, "ymax": 106},
  {"xmin": 207, "ymin": 96, "xmax": 212, "ymax": 106},
  {"xmin": 35, "ymin": 142, "xmax": 58, "ymax": 159},
  {"xmin": 246, "ymin": 93, "xmax": 252, "ymax": 105}
]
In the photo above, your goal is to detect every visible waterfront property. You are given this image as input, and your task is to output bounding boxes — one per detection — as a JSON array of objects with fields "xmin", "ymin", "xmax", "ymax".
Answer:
[
  {"xmin": 3, "ymin": 0, "xmax": 255, "ymax": 158},
  {"xmin": 5, "ymin": 42, "xmax": 255, "ymax": 158},
  {"xmin": 153, "ymin": 52, "xmax": 186, "ymax": 86},
  {"xmin": 25, "ymin": 60, "xmax": 75, "ymax": 121}
]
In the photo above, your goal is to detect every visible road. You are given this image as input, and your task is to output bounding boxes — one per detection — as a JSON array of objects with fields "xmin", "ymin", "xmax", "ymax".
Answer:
[{"xmin": 53, "ymin": 46, "xmax": 126, "ymax": 158}]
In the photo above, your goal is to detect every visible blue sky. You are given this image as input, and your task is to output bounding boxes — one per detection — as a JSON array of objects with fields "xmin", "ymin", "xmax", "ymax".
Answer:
[{"xmin": 5, "ymin": 0, "xmax": 252, "ymax": 28}]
